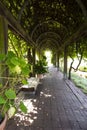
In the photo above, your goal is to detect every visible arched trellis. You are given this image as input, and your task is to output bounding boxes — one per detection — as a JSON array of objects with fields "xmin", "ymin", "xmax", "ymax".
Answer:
[
  {"xmin": 38, "ymin": 43, "xmax": 57, "ymax": 53},
  {"xmin": 10, "ymin": 0, "xmax": 87, "ymax": 31},
  {"xmin": 1, "ymin": 0, "xmax": 87, "ymax": 80},
  {"xmin": 37, "ymin": 39, "xmax": 62, "ymax": 65},
  {"xmin": 39, "ymin": 43, "xmax": 57, "ymax": 52},
  {"xmin": 31, "ymin": 20, "xmax": 68, "ymax": 43},
  {"xmin": 36, "ymin": 38, "xmax": 60, "ymax": 51},
  {"xmin": 36, "ymin": 31, "xmax": 62, "ymax": 46}
]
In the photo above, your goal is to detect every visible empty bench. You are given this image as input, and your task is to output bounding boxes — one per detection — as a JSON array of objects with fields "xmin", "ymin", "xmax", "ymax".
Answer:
[{"xmin": 20, "ymin": 77, "xmax": 40, "ymax": 94}]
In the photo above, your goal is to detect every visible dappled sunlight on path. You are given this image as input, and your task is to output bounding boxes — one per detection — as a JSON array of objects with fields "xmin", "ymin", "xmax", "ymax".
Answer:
[{"xmin": 6, "ymin": 66, "xmax": 87, "ymax": 130}]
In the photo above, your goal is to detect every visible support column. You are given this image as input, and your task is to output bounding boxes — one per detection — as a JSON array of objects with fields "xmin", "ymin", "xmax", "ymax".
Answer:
[
  {"xmin": 57, "ymin": 52, "xmax": 60, "ymax": 71},
  {"xmin": 52, "ymin": 53, "xmax": 56, "ymax": 67},
  {"xmin": 63, "ymin": 46, "xmax": 67, "ymax": 79},
  {"xmin": 27, "ymin": 48, "xmax": 32, "ymax": 64},
  {"xmin": 56, "ymin": 52, "xmax": 57, "ymax": 67},
  {"xmin": 38, "ymin": 49, "xmax": 41, "ymax": 60},
  {"xmin": 0, "ymin": 16, "xmax": 8, "ymax": 84},
  {"xmin": 54, "ymin": 53, "xmax": 56, "ymax": 67},
  {"xmin": 32, "ymin": 47, "xmax": 36, "ymax": 76}
]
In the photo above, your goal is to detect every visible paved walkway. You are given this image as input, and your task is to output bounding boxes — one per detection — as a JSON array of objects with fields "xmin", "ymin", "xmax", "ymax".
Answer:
[{"xmin": 6, "ymin": 67, "xmax": 87, "ymax": 130}]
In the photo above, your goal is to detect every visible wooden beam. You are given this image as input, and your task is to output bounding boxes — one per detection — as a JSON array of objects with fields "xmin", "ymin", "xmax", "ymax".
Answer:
[{"xmin": 0, "ymin": 1, "xmax": 34, "ymax": 46}]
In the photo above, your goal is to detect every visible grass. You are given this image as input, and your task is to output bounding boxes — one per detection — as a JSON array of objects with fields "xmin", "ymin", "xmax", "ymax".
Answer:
[
  {"xmin": 71, "ymin": 72, "xmax": 87, "ymax": 94},
  {"xmin": 79, "ymin": 66, "xmax": 87, "ymax": 72}
]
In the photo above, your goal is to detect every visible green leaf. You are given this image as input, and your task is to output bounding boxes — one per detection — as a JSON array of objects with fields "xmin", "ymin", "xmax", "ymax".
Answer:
[
  {"xmin": 7, "ymin": 51, "xmax": 16, "ymax": 58},
  {"xmin": 22, "ymin": 66, "xmax": 29, "ymax": 76},
  {"xmin": 11, "ymin": 57, "xmax": 20, "ymax": 66},
  {"xmin": 19, "ymin": 101, "xmax": 27, "ymax": 113},
  {"xmin": 18, "ymin": 58, "xmax": 26, "ymax": 68},
  {"xmin": 0, "ymin": 54, "xmax": 5, "ymax": 61},
  {"xmin": 0, "ymin": 96, "xmax": 6, "ymax": 104},
  {"xmin": 14, "ymin": 65, "xmax": 21, "ymax": 74},
  {"xmin": 22, "ymin": 79, "xmax": 28, "ymax": 85},
  {"xmin": 0, "ymin": 83, "xmax": 2, "ymax": 88},
  {"xmin": 3, "ymin": 103, "xmax": 10, "ymax": 113},
  {"xmin": 5, "ymin": 89, "xmax": 16, "ymax": 99}
]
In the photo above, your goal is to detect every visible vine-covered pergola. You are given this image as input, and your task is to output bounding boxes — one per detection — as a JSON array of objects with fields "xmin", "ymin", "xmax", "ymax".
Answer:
[{"xmin": 0, "ymin": 0, "xmax": 87, "ymax": 79}]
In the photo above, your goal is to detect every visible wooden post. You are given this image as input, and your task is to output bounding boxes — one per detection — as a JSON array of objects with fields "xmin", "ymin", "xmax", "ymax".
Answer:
[
  {"xmin": 56, "ymin": 52, "xmax": 57, "ymax": 67},
  {"xmin": 27, "ymin": 48, "xmax": 32, "ymax": 64},
  {"xmin": 38, "ymin": 49, "xmax": 41, "ymax": 60},
  {"xmin": 57, "ymin": 52, "xmax": 60, "ymax": 71},
  {"xmin": 63, "ymin": 46, "xmax": 67, "ymax": 79},
  {"xmin": 54, "ymin": 53, "xmax": 56, "ymax": 67},
  {"xmin": 32, "ymin": 47, "xmax": 36, "ymax": 76},
  {"xmin": 0, "ymin": 15, "xmax": 8, "ymax": 84}
]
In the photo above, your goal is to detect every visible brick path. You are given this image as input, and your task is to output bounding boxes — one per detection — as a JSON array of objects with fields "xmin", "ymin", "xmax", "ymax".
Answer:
[{"xmin": 6, "ymin": 67, "xmax": 87, "ymax": 130}]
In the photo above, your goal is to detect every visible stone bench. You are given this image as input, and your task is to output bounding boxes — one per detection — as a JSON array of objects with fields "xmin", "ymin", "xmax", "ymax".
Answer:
[{"xmin": 19, "ymin": 77, "xmax": 40, "ymax": 94}]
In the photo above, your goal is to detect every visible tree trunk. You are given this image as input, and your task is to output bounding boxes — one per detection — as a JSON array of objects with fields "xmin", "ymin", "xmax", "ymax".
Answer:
[{"xmin": 68, "ymin": 59, "xmax": 74, "ymax": 80}]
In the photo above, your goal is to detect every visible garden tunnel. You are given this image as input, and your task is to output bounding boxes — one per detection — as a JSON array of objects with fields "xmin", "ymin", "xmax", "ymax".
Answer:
[{"xmin": 0, "ymin": 0, "xmax": 87, "ymax": 81}]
